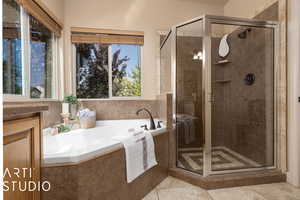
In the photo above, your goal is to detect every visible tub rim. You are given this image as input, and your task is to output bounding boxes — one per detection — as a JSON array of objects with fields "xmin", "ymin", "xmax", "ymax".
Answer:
[{"xmin": 42, "ymin": 127, "xmax": 168, "ymax": 168}]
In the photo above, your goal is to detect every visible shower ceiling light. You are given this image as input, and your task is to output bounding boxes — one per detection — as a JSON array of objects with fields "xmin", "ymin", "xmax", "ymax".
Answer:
[{"xmin": 193, "ymin": 51, "xmax": 203, "ymax": 60}]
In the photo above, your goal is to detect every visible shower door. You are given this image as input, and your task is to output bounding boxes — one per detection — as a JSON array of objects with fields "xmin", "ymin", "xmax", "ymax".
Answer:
[
  {"xmin": 172, "ymin": 15, "xmax": 278, "ymax": 176},
  {"xmin": 204, "ymin": 16, "xmax": 278, "ymax": 175},
  {"xmin": 175, "ymin": 19, "xmax": 205, "ymax": 175}
]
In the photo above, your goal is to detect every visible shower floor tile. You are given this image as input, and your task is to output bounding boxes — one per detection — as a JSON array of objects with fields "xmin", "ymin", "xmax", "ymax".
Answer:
[{"xmin": 177, "ymin": 146, "xmax": 261, "ymax": 173}]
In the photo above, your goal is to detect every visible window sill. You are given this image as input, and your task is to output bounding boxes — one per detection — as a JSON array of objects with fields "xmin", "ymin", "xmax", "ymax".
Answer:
[
  {"xmin": 78, "ymin": 97, "xmax": 154, "ymax": 101},
  {"xmin": 4, "ymin": 95, "xmax": 61, "ymax": 103}
]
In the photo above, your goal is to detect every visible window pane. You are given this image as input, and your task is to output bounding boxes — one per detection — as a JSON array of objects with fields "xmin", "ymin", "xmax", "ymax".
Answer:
[
  {"xmin": 76, "ymin": 43, "xmax": 109, "ymax": 98},
  {"xmin": 3, "ymin": 0, "xmax": 23, "ymax": 95},
  {"xmin": 30, "ymin": 16, "xmax": 53, "ymax": 98},
  {"xmin": 112, "ymin": 44, "xmax": 141, "ymax": 97}
]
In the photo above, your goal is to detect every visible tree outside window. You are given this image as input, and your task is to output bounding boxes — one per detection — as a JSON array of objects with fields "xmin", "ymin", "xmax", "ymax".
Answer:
[{"xmin": 76, "ymin": 43, "xmax": 142, "ymax": 98}]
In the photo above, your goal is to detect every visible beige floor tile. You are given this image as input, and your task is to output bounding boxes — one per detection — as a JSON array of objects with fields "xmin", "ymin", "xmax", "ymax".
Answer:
[
  {"xmin": 156, "ymin": 176, "xmax": 198, "ymax": 190},
  {"xmin": 245, "ymin": 183, "xmax": 300, "ymax": 200},
  {"xmin": 142, "ymin": 189, "xmax": 159, "ymax": 200},
  {"xmin": 145, "ymin": 177, "xmax": 300, "ymax": 200},
  {"xmin": 157, "ymin": 187, "xmax": 212, "ymax": 200},
  {"xmin": 208, "ymin": 187, "xmax": 267, "ymax": 200}
]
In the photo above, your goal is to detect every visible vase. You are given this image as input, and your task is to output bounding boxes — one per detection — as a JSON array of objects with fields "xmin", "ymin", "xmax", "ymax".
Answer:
[
  {"xmin": 62, "ymin": 103, "xmax": 69, "ymax": 114},
  {"xmin": 70, "ymin": 104, "xmax": 78, "ymax": 118}
]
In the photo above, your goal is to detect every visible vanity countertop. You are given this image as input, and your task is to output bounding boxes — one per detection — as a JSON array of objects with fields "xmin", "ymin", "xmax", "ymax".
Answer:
[{"xmin": 4, "ymin": 104, "xmax": 49, "ymax": 120}]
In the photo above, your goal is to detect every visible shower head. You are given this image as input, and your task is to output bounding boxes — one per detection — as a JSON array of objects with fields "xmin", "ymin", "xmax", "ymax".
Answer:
[{"xmin": 238, "ymin": 28, "xmax": 252, "ymax": 39}]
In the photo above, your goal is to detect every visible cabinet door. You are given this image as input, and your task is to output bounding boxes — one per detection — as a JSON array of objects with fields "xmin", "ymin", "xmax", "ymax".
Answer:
[{"xmin": 4, "ymin": 117, "xmax": 41, "ymax": 200}]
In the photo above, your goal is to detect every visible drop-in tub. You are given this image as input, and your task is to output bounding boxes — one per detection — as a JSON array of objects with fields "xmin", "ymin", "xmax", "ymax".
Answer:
[
  {"xmin": 41, "ymin": 119, "xmax": 169, "ymax": 200},
  {"xmin": 43, "ymin": 119, "xmax": 167, "ymax": 166}
]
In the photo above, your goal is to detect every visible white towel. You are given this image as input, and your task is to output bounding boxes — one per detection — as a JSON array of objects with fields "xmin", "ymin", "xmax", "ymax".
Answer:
[{"xmin": 115, "ymin": 131, "xmax": 157, "ymax": 183}]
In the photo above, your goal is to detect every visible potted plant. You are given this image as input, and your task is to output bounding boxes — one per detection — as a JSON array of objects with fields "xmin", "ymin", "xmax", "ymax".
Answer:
[{"xmin": 63, "ymin": 94, "xmax": 78, "ymax": 117}]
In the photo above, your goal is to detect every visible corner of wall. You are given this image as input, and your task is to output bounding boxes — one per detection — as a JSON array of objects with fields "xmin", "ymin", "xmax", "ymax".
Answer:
[{"xmin": 287, "ymin": 0, "xmax": 300, "ymax": 187}]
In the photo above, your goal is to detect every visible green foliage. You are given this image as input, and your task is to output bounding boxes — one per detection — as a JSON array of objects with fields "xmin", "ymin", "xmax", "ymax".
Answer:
[
  {"xmin": 76, "ymin": 44, "xmax": 141, "ymax": 98},
  {"xmin": 114, "ymin": 65, "xmax": 141, "ymax": 97},
  {"xmin": 57, "ymin": 124, "xmax": 71, "ymax": 133},
  {"xmin": 64, "ymin": 94, "xmax": 78, "ymax": 104},
  {"xmin": 76, "ymin": 44, "xmax": 110, "ymax": 98},
  {"xmin": 69, "ymin": 116, "xmax": 77, "ymax": 120},
  {"xmin": 3, "ymin": 60, "xmax": 22, "ymax": 95}
]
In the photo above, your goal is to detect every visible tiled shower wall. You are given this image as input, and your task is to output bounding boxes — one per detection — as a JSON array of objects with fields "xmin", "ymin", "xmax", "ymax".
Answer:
[
  {"xmin": 211, "ymin": 2, "xmax": 279, "ymax": 165},
  {"xmin": 176, "ymin": 36, "xmax": 204, "ymax": 148},
  {"xmin": 174, "ymin": 36, "xmax": 220, "ymax": 148}
]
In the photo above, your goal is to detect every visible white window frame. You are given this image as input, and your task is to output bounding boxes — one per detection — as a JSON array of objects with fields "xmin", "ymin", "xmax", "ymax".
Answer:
[
  {"xmin": 72, "ymin": 43, "xmax": 143, "ymax": 100},
  {"xmin": 3, "ymin": 7, "xmax": 60, "ymax": 102}
]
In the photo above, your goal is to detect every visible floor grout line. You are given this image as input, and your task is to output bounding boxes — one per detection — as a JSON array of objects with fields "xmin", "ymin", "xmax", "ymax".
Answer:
[
  {"xmin": 155, "ymin": 189, "xmax": 159, "ymax": 200},
  {"xmin": 206, "ymin": 191, "xmax": 215, "ymax": 200}
]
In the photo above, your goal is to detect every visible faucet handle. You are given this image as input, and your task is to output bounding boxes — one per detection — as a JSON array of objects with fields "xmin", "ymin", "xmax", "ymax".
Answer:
[
  {"xmin": 157, "ymin": 121, "xmax": 163, "ymax": 128},
  {"xmin": 141, "ymin": 125, "xmax": 148, "ymax": 131}
]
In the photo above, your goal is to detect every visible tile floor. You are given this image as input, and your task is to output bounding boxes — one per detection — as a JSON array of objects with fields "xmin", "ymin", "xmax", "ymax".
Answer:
[{"xmin": 143, "ymin": 176, "xmax": 300, "ymax": 200}]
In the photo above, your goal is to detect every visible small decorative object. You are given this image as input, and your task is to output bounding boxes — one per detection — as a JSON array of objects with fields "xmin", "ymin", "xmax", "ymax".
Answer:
[
  {"xmin": 57, "ymin": 124, "xmax": 71, "ymax": 133},
  {"xmin": 219, "ymin": 34, "xmax": 230, "ymax": 58},
  {"xmin": 63, "ymin": 94, "xmax": 79, "ymax": 117},
  {"xmin": 78, "ymin": 109, "xmax": 96, "ymax": 129},
  {"xmin": 51, "ymin": 127, "xmax": 59, "ymax": 135},
  {"xmin": 62, "ymin": 103, "xmax": 69, "ymax": 114},
  {"xmin": 61, "ymin": 113, "xmax": 70, "ymax": 125}
]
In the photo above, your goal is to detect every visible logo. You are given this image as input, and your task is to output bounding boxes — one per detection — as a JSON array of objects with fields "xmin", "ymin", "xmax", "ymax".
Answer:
[{"xmin": 3, "ymin": 168, "xmax": 51, "ymax": 192}]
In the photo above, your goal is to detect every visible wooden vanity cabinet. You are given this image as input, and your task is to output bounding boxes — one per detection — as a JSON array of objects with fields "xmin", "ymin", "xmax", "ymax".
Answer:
[{"xmin": 3, "ymin": 105, "xmax": 48, "ymax": 200}]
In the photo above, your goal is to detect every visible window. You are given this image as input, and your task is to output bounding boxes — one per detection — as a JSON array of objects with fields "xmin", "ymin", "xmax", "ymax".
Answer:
[
  {"xmin": 2, "ymin": 0, "xmax": 62, "ymax": 100},
  {"xmin": 76, "ymin": 43, "xmax": 109, "ymax": 98},
  {"xmin": 3, "ymin": 0, "xmax": 23, "ymax": 95},
  {"xmin": 75, "ymin": 43, "xmax": 142, "ymax": 99},
  {"xmin": 111, "ymin": 44, "xmax": 141, "ymax": 97},
  {"xmin": 30, "ymin": 16, "xmax": 54, "ymax": 98}
]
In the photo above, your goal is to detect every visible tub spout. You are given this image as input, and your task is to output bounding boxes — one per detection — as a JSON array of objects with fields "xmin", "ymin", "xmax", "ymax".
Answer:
[{"xmin": 136, "ymin": 108, "xmax": 156, "ymax": 130}]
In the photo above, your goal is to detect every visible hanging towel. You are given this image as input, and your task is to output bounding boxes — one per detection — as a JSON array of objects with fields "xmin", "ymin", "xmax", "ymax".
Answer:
[
  {"xmin": 177, "ymin": 114, "xmax": 196, "ymax": 144},
  {"xmin": 219, "ymin": 34, "xmax": 230, "ymax": 58},
  {"xmin": 114, "ymin": 131, "xmax": 157, "ymax": 183}
]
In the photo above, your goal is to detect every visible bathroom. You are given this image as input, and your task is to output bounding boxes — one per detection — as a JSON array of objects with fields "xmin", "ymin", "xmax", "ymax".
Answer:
[{"xmin": 2, "ymin": 0, "xmax": 300, "ymax": 199}]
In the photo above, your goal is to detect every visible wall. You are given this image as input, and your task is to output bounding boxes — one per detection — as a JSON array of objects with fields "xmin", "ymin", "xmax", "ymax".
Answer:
[
  {"xmin": 224, "ymin": 0, "xmax": 278, "ymax": 18},
  {"xmin": 80, "ymin": 100, "xmax": 158, "ymax": 120},
  {"xmin": 160, "ymin": 34, "xmax": 172, "ymax": 94},
  {"xmin": 42, "ymin": 0, "xmax": 64, "ymax": 22},
  {"xmin": 287, "ymin": 0, "xmax": 300, "ymax": 187},
  {"xmin": 63, "ymin": 0, "xmax": 225, "ymax": 99}
]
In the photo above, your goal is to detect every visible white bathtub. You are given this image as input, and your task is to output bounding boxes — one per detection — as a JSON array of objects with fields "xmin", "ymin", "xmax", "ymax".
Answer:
[{"xmin": 42, "ymin": 119, "xmax": 166, "ymax": 166}]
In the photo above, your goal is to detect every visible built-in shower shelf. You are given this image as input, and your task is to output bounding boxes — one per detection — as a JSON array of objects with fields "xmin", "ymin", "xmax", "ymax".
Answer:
[
  {"xmin": 214, "ymin": 60, "xmax": 231, "ymax": 65},
  {"xmin": 214, "ymin": 79, "xmax": 231, "ymax": 83}
]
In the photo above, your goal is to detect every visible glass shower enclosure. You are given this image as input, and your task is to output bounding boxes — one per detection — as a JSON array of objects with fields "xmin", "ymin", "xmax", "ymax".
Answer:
[{"xmin": 160, "ymin": 15, "xmax": 279, "ymax": 177}]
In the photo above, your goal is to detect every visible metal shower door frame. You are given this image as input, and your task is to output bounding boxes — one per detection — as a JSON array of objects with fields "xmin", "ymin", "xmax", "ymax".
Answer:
[
  {"xmin": 203, "ymin": 15, "xmax": 279, "ymax": 176},
  {"xmin": 171, "ymin": 15, "xmax": 279, "ymax": 177}
]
